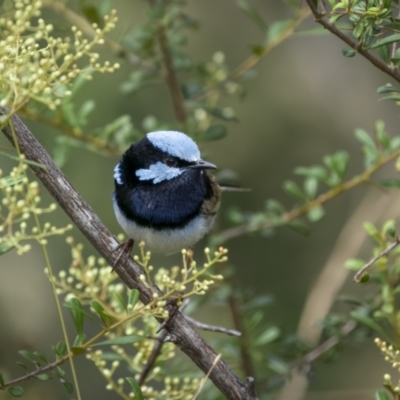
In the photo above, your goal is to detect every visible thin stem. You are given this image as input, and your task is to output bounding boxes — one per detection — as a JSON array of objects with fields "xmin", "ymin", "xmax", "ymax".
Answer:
[
  {"xmin": 195, "ymin": 8, "xmax": 310, "ymax": 102},
  {"xmin": 216, "ymin": 150, "xmax": 400, "ymax": 243},
  {"xmin": 155, "ymin": 22, "xmax": 187, "ymax": 127},
  {"xmin": 354, "ymin": 237, "xmax": 400, "ymax": 282},
  {"xmin": 184, "ymin": 315, "xmax": 241, "ymax": 337}
]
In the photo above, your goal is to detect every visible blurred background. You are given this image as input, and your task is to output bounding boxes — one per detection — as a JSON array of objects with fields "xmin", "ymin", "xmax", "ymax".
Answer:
[{"xmin": 2, "ymin": 0, "xmax": 400, "ymax": 399}]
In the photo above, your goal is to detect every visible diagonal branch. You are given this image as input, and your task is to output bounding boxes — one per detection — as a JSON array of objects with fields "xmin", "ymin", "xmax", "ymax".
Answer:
[
  {"xmin": 304, "ymin": 0, "xmax": 400, "ymax": 84},
  {"xmin": 0, "ymin": 108, "xmax": 257, "ymax": 400}
]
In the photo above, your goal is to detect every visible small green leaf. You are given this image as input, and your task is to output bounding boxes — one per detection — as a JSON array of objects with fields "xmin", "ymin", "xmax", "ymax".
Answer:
[
  {"xmin": 267, "ymin": 356, "xmax": 289, "ymax": 374},
  {"xmin": 33, "ymin": 351, "xmax": 48, "ymax": 364},
  {"xmin": 382, "ymin": 220, "xmax": 396, "ymax": 238},
  {"xmin": 342, "ymin": 47, "xmax": 356, "ymax": 57},
  {"xmin": 236, "ymin": 0, "xmax": 268, "ymax": 32},
  {"xmin": 307, "ymin": 206, "xmax": 325, "ymax": 222},
  {"xmin": 128, "ymin": 289, "xmax": 140, "ymax": 308},
  {"xmin": 16, "ymin": 362, "xmax": 27, "ymax": 370},
  {"xmin": 255, "ymin": 327, "xmax": 280, "ymax": 345},
  {"xmin": 352, "ymin": 21, "xmax": 364, "ymax": 39},
  {"xmin": 52, "ymin": 341, "xmax": 67, "ymax": 359},
  {"xmin": 113, "ymin": 292, "xmax": 127, "ymax": 311},
  {"xmin": 377, "ymin": 44, "xmax": 391, "ymax": 64},
  {"xmin": 267, "ymin": 20, "xmax": 293, "ymax": 43},
  {"xmin": 282, "ymin": 180, "xmax": 307, "ymax": 202},
  {"xmin": 18, "ymin": 350, "xmax": 36, "ymax": 365},
  {"xmin": 73, "ymin": 333, "xmax": 87, "ymax": 349},
  {"xmin": 350, "ymin": 311, "xmax": 386, "ymax": 336},
  {"xmin": 63, "ymin": 381, "xmax": 74, "ymax": 394},
  {"xmin": 37, "ymin": 374, "xmax": 49, "ymax": 380},
  {"xmin": 304, "ymin": 177, "xmax": 318, "ymax": 199},
  {"xmin": 379, "ymin": 179, "xmax": 400, "ymax": 189},
  {"xmin": 0, "ymin": 150, "xmax": 46, "ymax": 169},
  {"xmin": 0, "ymin": 371, "xmax": 4, "ymax": 386},
  {"xmin": 201, "ymin": 125, "xmax": 227, "ymax": 141},
  {"xmin": 344, "ymin": 258, "xmax": 365, "ymax": 271},
  {"xmin": 93, "ymin": 335, "xmax": 144, "ymax": 347},
  {"xmin": 7, "ymin": 386, "xmax": 24, "ymax": 397},
  {"xmin": 286, "ymin": 220, "xmax": 310, "ymax": 236},
  {"xmin": 126, "ymin": 377, "xmax": 144, "ymax": 400},
  {"xmin": 0, "ymin": 241, "xmax": 15, "ymax": 255},
  {"xmin": 390, "ymin": 136, "xmax": 400, "ymax": 150},
  {"xmin": 370, "ymin": 33, "xmax": 400, "ymax": 49},
  {"xmin": 204, "ymin": 107, "xmax": 238, "ymax": 121},
  {"xmin": 377, "ymin": 84, "xmax": 400, "ymax": 94},
  {"xmin": 375, "ymin": 389, "xmax": 391, "ymax": 400},
  {"xmin": 354, "ymin": 128, "xmax": 377, "ymax": 149},
  {"xmin": 67, "ymin": 298, "xmax": 84, "ymax": 336}
]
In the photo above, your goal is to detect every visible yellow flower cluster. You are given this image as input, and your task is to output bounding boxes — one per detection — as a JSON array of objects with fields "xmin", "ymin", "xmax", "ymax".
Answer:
[
  {"xmin": 375, "ymin": 337, "xmax": 400, "ymax": 393},
  {"xmin": 0, "ymin": 0, "xmax": 119, "ymax": 113},
  {"xmin": 0, "ymin": 156, "xmax": 72, "ymax": 254}
]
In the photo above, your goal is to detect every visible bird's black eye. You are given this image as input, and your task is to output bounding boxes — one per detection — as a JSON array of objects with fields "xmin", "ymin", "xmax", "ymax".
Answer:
[{"xmin": 165, "ymin": 157, "xmax": 177, "ymax": 167}]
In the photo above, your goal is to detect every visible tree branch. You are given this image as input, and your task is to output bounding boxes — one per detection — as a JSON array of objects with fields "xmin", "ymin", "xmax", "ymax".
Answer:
[
  {"xmin": 215, "ymin": 150, "xmax": 400, "ymax": 243},
  {"xmin": 304, "ymin": 0, "xmax": 400, "ymax": 84},
  {"xmin": 0, "ymin": 109, "xmax": 257, "ymax": 400}
]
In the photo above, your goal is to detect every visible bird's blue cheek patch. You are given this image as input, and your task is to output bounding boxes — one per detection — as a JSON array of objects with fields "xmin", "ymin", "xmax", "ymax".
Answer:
[{"xmin": 136, "ymin": 162, "xmax": 183, "ymax": 184}]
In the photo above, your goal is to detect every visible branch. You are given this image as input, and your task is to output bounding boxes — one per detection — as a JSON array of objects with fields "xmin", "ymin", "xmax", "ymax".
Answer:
[
  {"xmin": 0, "ymin": 109, "xmax": 257, "ymax": 400},
  {"xmin": 304, "ymin": 0, "xmax": 400, "ymax": 84},
  {"xmin": 215, "ymin": 150, "xmax": 400, "ymax": 243},
  {"xmin": 155, "ymin": 22, "xmax": 187, "ymax": 126},
  {"xmin": 354, "ymin": 237, "xmax": 400, "ymax": 282},
  {"xmin": 184, "ymin": 315, "xmax": 241, "ymax": 337}
]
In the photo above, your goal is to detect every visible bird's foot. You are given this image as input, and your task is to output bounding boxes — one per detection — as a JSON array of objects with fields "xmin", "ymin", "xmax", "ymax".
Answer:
[{"xmin": 111, "ymin": 238, "xmax": 134, "ymax": 271}]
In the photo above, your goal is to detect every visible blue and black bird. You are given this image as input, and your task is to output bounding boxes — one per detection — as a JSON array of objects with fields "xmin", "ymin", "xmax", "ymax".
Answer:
[{"xmin": 112, "ymin": 130, "xmax": 221, "ymax": 254}]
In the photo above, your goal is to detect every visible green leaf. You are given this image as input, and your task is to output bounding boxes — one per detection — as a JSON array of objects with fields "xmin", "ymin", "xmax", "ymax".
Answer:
[
  {"xmin": 377, "ymin": 84, "xmax": 400, "ymax": 94},
  {"xmin": 342, "ymin": 47, "xmax": 356, "ymax": 57},
  {"xmin": 295, "ymin": 165, "xmax": 328, "ymax": 182},
  {"xmin": 344, "ymin": 258, "xmax": 365, "ymax": 271},
  {"xmin": 63, "ymin": 381, "xmax": 74, "ymax": 394},
  {"xmin": 201, "ymin": 125, "xmax": 227, "ymax": 141},
  {"xmin": 37, "ymin": 374, "xmax": 49, "ymax": 380},
  {"xmin": 375, "ymin": 389, "xmax": 391, "ymax": 400},
  {"xmin": 126, "ymin": 377, "xmax": 144, "ymax": 400},
  {"xmin": 52, "ymin": 341, "xmax": 67, "ymax": 359},
  {"xmin": 82, "ymin": 4, "xmax": 102, "ymax": 26},
  {"xmin": 370, "ymin": 33, "xmax": 400, "ymax": 49},
  {"xmin": 204, "ymin": 107, "xmax": 238, "ymax": 121},
  {"xmin": 267, "ymin": 356, "xmax": 289, "ymax": 374},
  {"xmin": 90, "ymin": 300, "xmax": 115, "ymax": 327},
  {"xmin": 323, "ymin": 151, "xmax": 349, "ymax": 179},
  {"xmin": 0, "ymin": 150, "xmax": 46, "ymax": 169},
  {"xmin": 307, "ymin": 206, "xmax": 325, "ymax": 222},
  {"xmin": 93, "ymin": 335, "xmax": 144, "ymax": 347},
  {"xmin": 0, "ymin": 371, "xmax": 5, "ymax": 386},
  {"xmin": 78, "ymin": 100, "xmax": 95, "ymax": 125},
  {"xmin": 304, "ymin": 177, "xmax": 318, "ymax": 199},
  {"xmin": 286, "ymin": 219, "xmax": 310, "ymax": 236},
  {"xmin": 113, "ymin": 292, "xmax": 127, "ymax": 311},
  {"xmin": 0, "ymin": 241, "xmax": 15, "ymax": 255},
  {"xmin": 354, "ymin": 128, "xmax": 377, "ymax": 149},
  {"xmin": 379, "ymin": 179, "xmax": 400, "ymax": 188},
  {"xmin": 364, "ymin": 221, "xmax": 381, "ymax": 241},
  {"xmin": 63, "ymin": 301, "xmax": 98, "ymax": 324},
  {"xmin": 67, "ymin": 298, "xmax": 84, "ymax": 336},
  {"xmin": 128, "ymin": 289, "xmax": 140, "ymax": 308},
  {"xmin": 390, "ymin": 136, "xmax": 400, "ymax": 150},
  {"xmin": 350, "ymin": 311, "xmax": 387, "ymax": 336},
  {"xmin": 282, "ymin": 180, "xmax": 307, "ymax": 202},
  {"xmin": 16, "ymin": 362, "xmax": 27, "ymax": 370},
  {"xmin": 236, "ymin": 0, "xmax": 268, "ymax": 32},
  {"xmin": 377, "ymin": 44, "xmax": 391, "ymax": 64},
  {"xmin": 18, "ymin": 350, "xmax": 36, "ymax": 365},
  {"xmin": 352, "ymin": 21, "xmax": 364, "ymax": 39},
  {"xmin": 267, "ymin": 20, "xmax": 293, "ymax": 43},
  {"xmin": 382, "ymin": 220, "xmax": 396, "ymax": 238},
  {"xmin": 7, "ymin": 386, "xmax": 24, "ymax": 397},
  {"xmin": 255, "ymin": 327, "xmax": 280, "ymax": 345}
]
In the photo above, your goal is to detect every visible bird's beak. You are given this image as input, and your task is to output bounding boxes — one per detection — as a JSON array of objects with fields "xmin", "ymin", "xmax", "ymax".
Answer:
[{"xmin": 188, "ymin": 159, "xmax": 217, "ymax": 170}]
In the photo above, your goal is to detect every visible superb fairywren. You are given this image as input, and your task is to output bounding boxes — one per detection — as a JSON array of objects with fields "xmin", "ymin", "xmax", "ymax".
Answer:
[{"xmin": 113, "ymin": 130, "xmax": 221, "ymax": 254}]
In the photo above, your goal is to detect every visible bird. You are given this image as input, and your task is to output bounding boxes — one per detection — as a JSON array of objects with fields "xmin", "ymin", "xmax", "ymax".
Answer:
[{"xmin": 112, "ymin": 130, "xmax": 221, "ymax": 256}]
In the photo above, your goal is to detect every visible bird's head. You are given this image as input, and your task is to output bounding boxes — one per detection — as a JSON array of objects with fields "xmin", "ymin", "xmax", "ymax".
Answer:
[{"xmin": 114, "ymin": 131, "xmax": 217, "ymax": 186}]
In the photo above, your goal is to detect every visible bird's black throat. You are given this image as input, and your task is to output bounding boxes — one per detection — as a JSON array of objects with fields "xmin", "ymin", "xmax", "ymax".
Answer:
[{"xmin": 114, "ymin": 168, "xmax": 214, "ymax": 230}]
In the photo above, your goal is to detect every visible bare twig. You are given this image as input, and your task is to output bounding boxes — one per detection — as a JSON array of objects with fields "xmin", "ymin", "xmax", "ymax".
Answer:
[
  {"xmin": 155, "ymin": 23, "xmax": 187, "ymax": 126},
  {"xmin": 228, "ymin": 294, "xmax": 255, "ymax": 379},
  {"xmin": 215, "ymin": 151, "xmax": 400, "ymax": 243},
  {"xmin": 354, "ymin": 237, "xmax": 400, "ymax": 282},
  {"xmin": 0, "ymin": 109, "xmax": 257, "ymax": 400},
  {"xmin": 138, "ymin": 329, "xmax": 169, "ymax": 385},
  {"xmin": 304, "ymin": 0, "xmax": 400, "ymax": 84},
  {"xmin": 184, "ymin": 315, "xmax": 241, "ymax": 337}
]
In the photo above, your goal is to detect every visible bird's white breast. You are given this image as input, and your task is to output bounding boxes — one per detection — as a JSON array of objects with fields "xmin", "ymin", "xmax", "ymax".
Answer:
[{"xmin": 113, "ymin": 199, "xmax": 215, "ymax": 254}]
